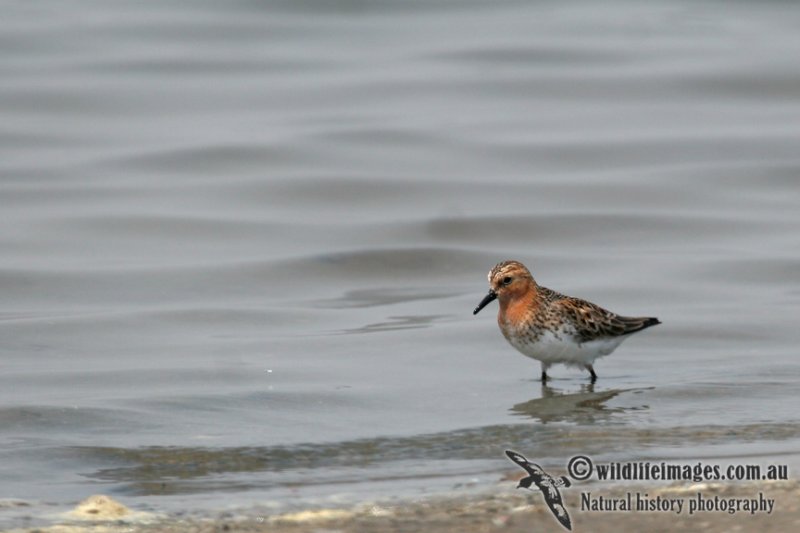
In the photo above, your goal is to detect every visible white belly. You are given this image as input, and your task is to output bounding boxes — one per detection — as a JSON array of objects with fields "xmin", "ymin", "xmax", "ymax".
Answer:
[{"xmin": 506, "ymin": 329, "xmax": 628, "ymax": 367}]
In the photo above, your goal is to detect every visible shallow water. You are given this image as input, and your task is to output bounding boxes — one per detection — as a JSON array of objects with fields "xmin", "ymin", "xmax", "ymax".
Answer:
[{"xmin": 2, "ymin": 0, "xmax": 800, "ymax": 527}]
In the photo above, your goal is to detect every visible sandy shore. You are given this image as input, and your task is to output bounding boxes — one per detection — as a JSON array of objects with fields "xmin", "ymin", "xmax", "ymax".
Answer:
[{"xmin": 13, "ymin": 478, "xmax": 799, "ymax": 533}]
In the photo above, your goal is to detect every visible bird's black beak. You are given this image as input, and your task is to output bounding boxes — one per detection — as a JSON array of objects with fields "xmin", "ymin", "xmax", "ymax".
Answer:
[{"xmin": 473, "ymin": 289, "xmax": 497, "ymax": 315}]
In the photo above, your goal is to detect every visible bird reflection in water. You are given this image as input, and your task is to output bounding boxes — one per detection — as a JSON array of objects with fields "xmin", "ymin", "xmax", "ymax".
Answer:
[{"xmin": 510, "ymin": 382, "xmax": 652, "ymax": 423}]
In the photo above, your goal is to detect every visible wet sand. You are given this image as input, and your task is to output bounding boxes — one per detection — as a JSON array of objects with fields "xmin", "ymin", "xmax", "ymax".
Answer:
[{"xmin": 16, "ymin": 479, "xmax": 799, "ymax": 533}]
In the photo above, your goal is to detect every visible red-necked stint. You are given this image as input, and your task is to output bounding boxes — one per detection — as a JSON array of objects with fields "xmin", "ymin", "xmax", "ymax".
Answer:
[{"xmin": 473, "ymin": 260, "xmax": 660, "ymax": 382}]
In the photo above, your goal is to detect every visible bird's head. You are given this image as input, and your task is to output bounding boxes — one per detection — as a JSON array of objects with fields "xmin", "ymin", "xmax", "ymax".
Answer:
[
  {"xmin": 516, "ymin": 477, "xmax": 534, "ymax": 489},
  {"xmin": 473, "ymin": 260, "xmax": 535, "ymax": 315}
]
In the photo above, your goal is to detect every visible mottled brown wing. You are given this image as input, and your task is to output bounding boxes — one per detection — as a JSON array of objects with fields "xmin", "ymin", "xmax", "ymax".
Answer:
[{"xmin": 542, "ymin": 287, "xmax": 660, "ymax": 342}]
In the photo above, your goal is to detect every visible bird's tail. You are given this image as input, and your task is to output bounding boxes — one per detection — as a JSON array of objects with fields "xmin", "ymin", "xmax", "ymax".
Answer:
[{"xmin": 619, "ymin": 316, "xmax": 660, "ymax": 335}]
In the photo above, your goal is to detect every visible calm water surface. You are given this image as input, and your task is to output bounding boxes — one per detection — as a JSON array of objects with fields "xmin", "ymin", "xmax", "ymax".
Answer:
[{"xmin": 1, "ymin": 0, "xmax": 800, "ymax": 527}]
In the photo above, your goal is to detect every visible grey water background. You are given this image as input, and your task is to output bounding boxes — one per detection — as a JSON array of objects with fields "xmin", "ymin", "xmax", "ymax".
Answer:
[{"xmin": 2, "ymin": 0, "xmax": 800, "ymax": 526}]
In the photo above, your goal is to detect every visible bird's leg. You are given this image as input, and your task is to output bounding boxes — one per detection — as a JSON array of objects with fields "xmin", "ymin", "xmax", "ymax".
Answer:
[
  {"xmin": 585, "ymin": 364, "xmax": 597, "ymax": 383},
  {"xmin": 540, "ymin": 363, "xmax": 549, "ymax": 383}
]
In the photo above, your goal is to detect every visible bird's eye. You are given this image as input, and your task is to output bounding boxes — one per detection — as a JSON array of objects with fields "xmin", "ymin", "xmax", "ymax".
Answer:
[{"xmin": 502, "ymin": 276, "xmax": 513, "ymax": 286}]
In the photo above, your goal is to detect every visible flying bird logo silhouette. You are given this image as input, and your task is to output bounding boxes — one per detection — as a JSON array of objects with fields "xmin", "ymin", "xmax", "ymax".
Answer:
[{"xmin": 505, "ymin": 450, "xmax": 573, "ymax": 530}]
